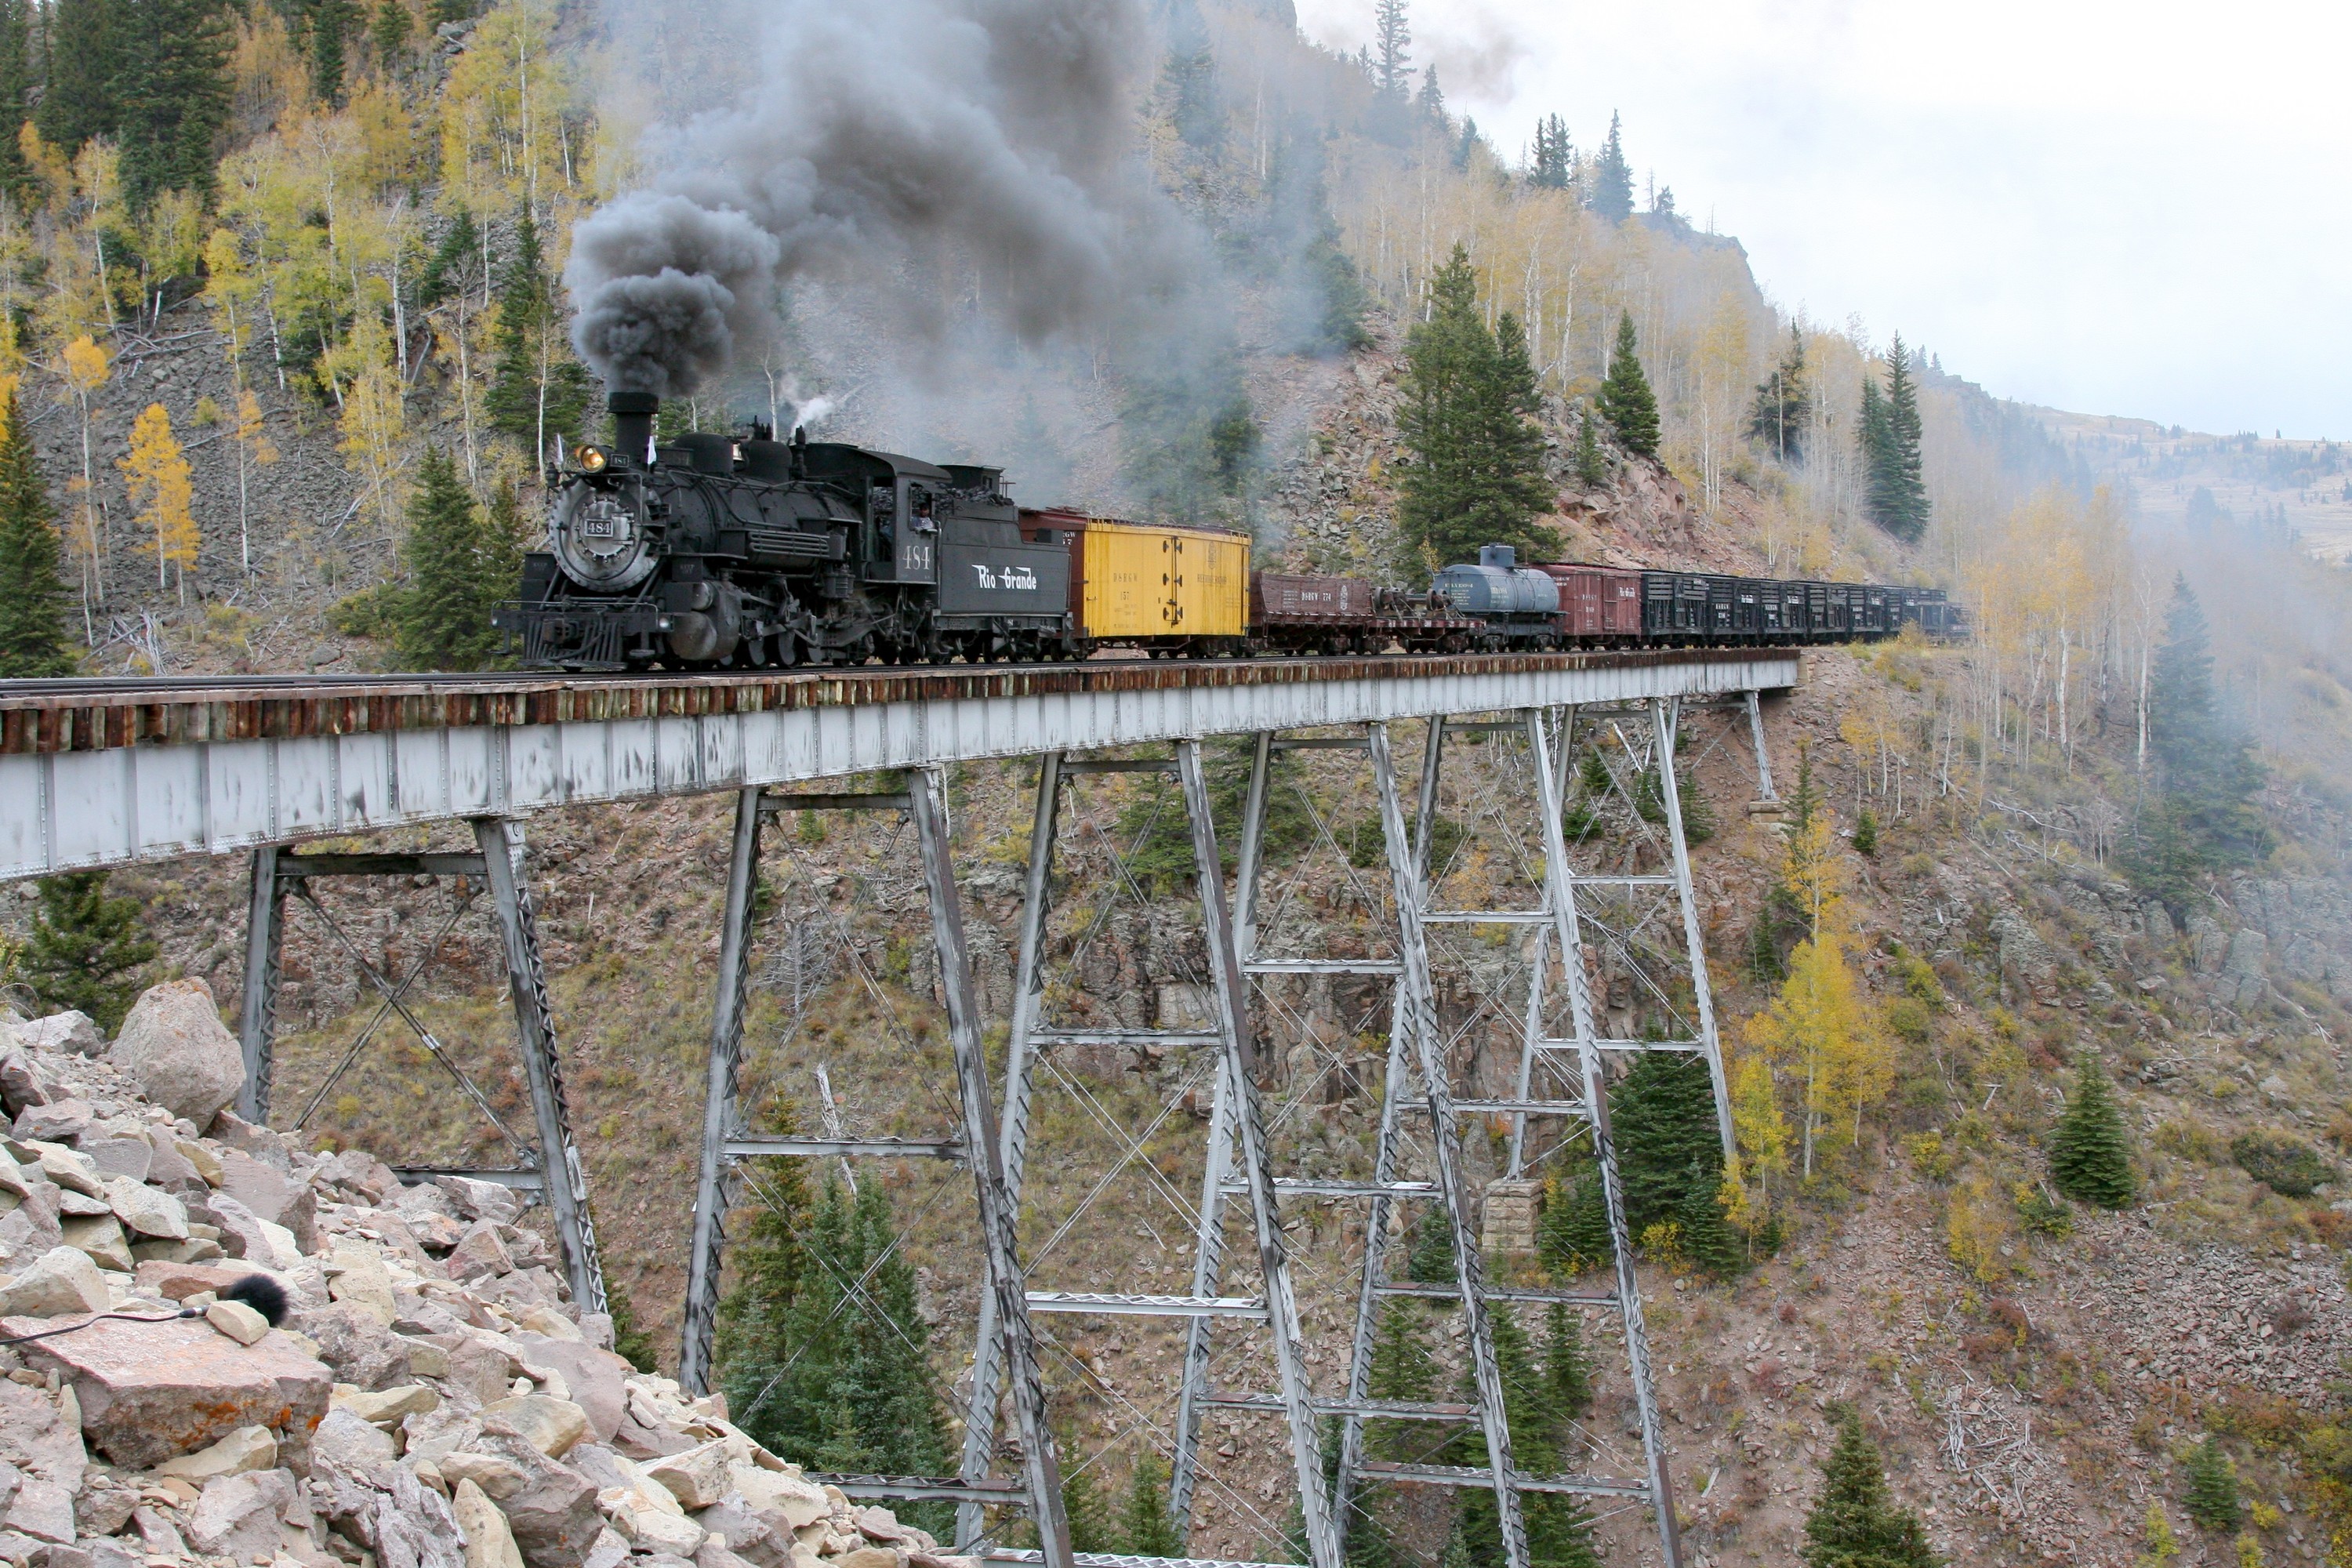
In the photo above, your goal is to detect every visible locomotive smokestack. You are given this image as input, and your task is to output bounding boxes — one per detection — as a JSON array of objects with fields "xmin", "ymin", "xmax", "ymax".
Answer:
[{"xmin": 610, "ymin": 391, "xmax": 658, "ymax": 465}]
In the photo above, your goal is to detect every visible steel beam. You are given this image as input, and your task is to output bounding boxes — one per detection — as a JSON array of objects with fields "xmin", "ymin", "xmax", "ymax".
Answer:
[
  {"xmin": 1651, "ymin": 699, "xmax": 1734, "ymax": 1160},
  {"xmin": 1369, "ymin": 721, "xmax": 1527, "ymax": 1568},
  {"xmin": 1178, "ymin": 740, "xmax": 1338, "ymax": 1568},
  {"xmin": 0, "ymin": 654, "xmax": 1801, "ymax": 882},
  {"xmin": 723, "ymin": 1136, "xmax": 962, "ymax": 1160},
  {"xmin": 1169, "ymin": 731, "xmax": 1268, "ymax": 1532},
  {"xmin": 1745, "ymin": 688, "xmax": 1777, "ymax": 801},
  {"xmin": 681, "ymin": 785, "xmax": 764, "ymax": 1396},
  {"xmin": 911, "ymin": 766, "xmax": 1072, "ymax": 1568},
  {"xmin": 237, "ymin": 846, "xmax": 285, "ymax": 1123},
  {"xmin": 960, "ymin": 752, "xmax": 1063, "ymax": 1550},
  {"xmin": 1524, "ymin": 719, "xmax": 1681, "ymax": 1568},
  {"xmin": 473, "ymin": 816, "xmax": 605, "ymax": 1317},
  {"xmin": 1334, "ymin": 716, "xmax": 1447, "ymax": 1544}
]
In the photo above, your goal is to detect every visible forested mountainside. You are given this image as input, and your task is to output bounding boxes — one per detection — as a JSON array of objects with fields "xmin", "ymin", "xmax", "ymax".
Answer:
[{"xmin": 5, "ymin": 2, "xmax": 2352, "ymax": 1567}]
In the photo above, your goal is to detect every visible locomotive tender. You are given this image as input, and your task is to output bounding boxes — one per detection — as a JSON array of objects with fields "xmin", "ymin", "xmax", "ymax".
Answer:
[{"xmin": 499, "ymin": 393, "xmax": 1964, "ymax": 672}]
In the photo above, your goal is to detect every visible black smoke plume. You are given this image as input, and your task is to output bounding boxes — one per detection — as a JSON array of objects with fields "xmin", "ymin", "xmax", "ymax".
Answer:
[{"xmin": 568, "ymin": 0, "xmax": 1161, "ymax": 398}]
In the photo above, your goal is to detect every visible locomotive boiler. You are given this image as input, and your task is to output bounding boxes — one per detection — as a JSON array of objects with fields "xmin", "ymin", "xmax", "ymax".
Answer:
[{"xmin": 500, "ymin": 391, "xmax": 1072, "ymax": 670}]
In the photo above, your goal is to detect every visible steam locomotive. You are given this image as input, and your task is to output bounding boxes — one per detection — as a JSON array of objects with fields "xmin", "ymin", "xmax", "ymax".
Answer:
[{"xmin": 497, "ymin": 392, "xmax": 1965, "ymax": 671}]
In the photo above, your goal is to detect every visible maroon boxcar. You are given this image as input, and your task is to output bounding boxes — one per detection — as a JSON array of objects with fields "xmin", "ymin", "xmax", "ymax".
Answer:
[{"xmin": 1538, "ymin": 564, "xmax": 1644, "ymax": 639}]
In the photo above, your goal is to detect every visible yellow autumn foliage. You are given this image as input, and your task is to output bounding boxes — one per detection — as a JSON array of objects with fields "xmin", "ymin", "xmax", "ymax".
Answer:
[{"xmin": 121, "ymin": 403, "xmax": 197, "ymax": 592}]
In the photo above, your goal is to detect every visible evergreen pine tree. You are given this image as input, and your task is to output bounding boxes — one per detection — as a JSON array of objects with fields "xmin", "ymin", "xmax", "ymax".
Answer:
[
  {"xmin": 1857, "ymin": 372, "xmax": 1895, "ymax": 533},
  {"xmin": 1587, "ymin": 112, "xmax": 1633, "ymax": 222},
  {"xmin": 1395, "ymin": 244, "xmax": 1555, "ymax": 564},
  {"xmin": 1611, "ymin": 1052, "xmax": 1721, "ymax": 1232},
  {"xmin": 1570, "ymin": 405, "xmax": 1607, "ymax": 488},
  {"xmin": 1530, "ymin": 114, "xmax": 1571, "ymax": 189},
  {"xmin": 2129, "ymin": 578, "xmax": 2268, "ymax": 896},
  {"xmin": 373, "ymin": 0, "xmax": 411, "ymax": 69},
  {"xmin": 21, "ymin": 872, "xmax": 158, "ymax": 1029},
  {"xmin": 1454, "ymin": 1308, "xmax": 1599, "ymax": 1568},
  {"xmin": 1163, "ymin": 23, "xmax": 1221, "ymax": 152},
  {"xmin": 0, "ymin": 387, "xmax": 75, "ymax": 678},
  {"xmin": 1541, "ymin": 1302, "xmax": 1592, "ymax": 1421},
  {"xmin": 310, "ymin": 0, "xmax": 350, "ymax": 106},
  {"xmin": 1802, "ymin": 1404, "xmax": 1939, "ymax": 1568},
  {"xmin": 1746, "ymin": 323, "xmax": 1809, "ymax": 465},
  {"xmin": 1370, "ymin": 0, "xmax": 1410, "ymax": 97},
  {"xmin": 480, "ymin": 473, "xmax": 528, "ymax": 595},
  {"xmin": 114, "ymin": 0, "xmax": 234, "ymax": 209},
  {"xmin": 486, "ymin": 212, "xmax": 594, "ymax": 462},
  {"xmin": 1366, "ymin": 1300, "xmax": 1437, "ymax": 1461},
  {"xmin": 1488, "ymin": 310, "xmax": 1550, "ymax": 510},
  {"xmin": 0, "ymin": 0, "xmax": 34, "ymax": 201},
  {"xmin": 722, "ymin": 1175, "xmax": 951, "ymax": 1534},
  {"xmin": 1060, "ymin": 1457, "xmax": 1117, "ymax": 1554},
  {"xmin": 394, "ymin": 446, "xmax": 500, "ymax": 670},
  {"xmin": 2183, "ymin": 1437, "xmax": 2241, "ymax": 1531},
  {"xmin": 1880, "ymin": 336, "xmax": 1929, "ymax": 540},
  {"xmin": 38, "ymin": 0, "xmax": 118, "ymax": 153},
  {"xmin": 1536, "ymin": 1168, "xmax": 1611, "ymax": 1276},
  {"xmin": 2048, "ymin": 1056, "xmax": 2135, "ymax": 1208},
  {"xmin": 419, "ymin": 209, "xmax": 483, "ymax": 307},
  {"xmin": 1406, "ymin": 1203, "xmax": 1457, "ymax": 1283},
  {"xmin": 1595, "ymin": 311, "xmax": 1659, "ymax": 459},
  {"xmin": 1118, "ymin": 1454, "xmax": 1181, "ymax": 1556},
  {"xmin": 714, "ymin": 1109, "xmax": 814, "ymax": 1425},
  {"xmin": 1853, "ymin": 808, "xmax": 1878, "ymax": 855},
  {"xmin": 1674, "ymin": 1167, "xmax": 1744, "ymax": 1276}
]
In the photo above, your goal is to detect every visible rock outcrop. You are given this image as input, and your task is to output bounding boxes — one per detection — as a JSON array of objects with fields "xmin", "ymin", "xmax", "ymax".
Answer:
[{"xmin": 0, "ymin": 990, "xmax": 976, "ymax": 1568}]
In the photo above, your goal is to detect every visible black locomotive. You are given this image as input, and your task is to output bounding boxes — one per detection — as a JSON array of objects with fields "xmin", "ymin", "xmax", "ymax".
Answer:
[{"xmin": 500, "ymin": 392, "xmax": 1072, "ymax": 669}]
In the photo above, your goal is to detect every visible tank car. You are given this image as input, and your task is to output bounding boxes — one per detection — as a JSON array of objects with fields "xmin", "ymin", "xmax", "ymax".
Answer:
[{"xmin": 1431, "ymin": 546, "xmax": 1566, "ymax": 648}]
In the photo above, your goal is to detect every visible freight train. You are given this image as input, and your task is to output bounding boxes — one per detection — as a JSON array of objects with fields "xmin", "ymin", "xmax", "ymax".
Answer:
[{"xmin": 498, "ymin": 393, "xmax": 1965, "ymax": 672}]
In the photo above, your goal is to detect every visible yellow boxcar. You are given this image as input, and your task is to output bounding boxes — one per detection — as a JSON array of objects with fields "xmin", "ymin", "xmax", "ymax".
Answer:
[{"xmin": 1067, "ymin": 517, "xmax": 1249, "ymax": 642}]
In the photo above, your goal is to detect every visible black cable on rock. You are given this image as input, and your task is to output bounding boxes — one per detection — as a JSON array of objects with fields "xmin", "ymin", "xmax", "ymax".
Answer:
[{"xmin": 0, "ymin": 1273, "xmax": 291, "ymax": 1347}]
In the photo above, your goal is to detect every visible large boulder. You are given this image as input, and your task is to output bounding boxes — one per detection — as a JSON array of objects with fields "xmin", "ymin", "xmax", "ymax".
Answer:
[
  {"xmin": 185, "ymin": 1469, "xmax": 296, "ymax": 1563},
  {"xmin": 464, "ymin": 1433, "xmax": 601, "ymax": 1567},
  {"xmin": 3, "ymin": 1311, "xmax": 331, "ymax": 1468},
  {"xmin": 110, "ymin": 980, "xmax": 245, "ymax": 1127},
  {"xmin": 0, "ymin": 1246, "xmax": 110, "ymax": 1319},
  {"xmin": 513, "ymin": 1338, "xmax": 634, "ymax": 1445},
  {"xmin": 9, "ymin": 1014, "xmax": 102, "ymax": 1058},
  {"xmin": 294, "ymin": 1301, "xmax": 414, "ymax": 1391}
]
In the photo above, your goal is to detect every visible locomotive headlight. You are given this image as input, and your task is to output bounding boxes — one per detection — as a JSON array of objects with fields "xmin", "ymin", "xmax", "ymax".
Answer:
[{"xmin": 575, "ymin": 445, "xmax": 609, "ymax": 474}]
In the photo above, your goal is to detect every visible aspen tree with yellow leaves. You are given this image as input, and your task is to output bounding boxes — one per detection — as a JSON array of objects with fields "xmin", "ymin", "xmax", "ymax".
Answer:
[
  {"xmin": 438, "ymin": 1, "xmax": 573, "ymax": 228},
  {"xmin": 228, "ymin": 390, "xmax": 277, "ymax": 577},
  {"xmin": 1737, "ymin": 743, "xmax": 1890, "ymax": 1179},
  {"xmin": 326, "ymin": 314, "xmax": 407, "ymax": 538},
  {"xmin": 58, "ymin": 332, "xmax": 108, "ymax": 621},
  {"xmin": 120, "ymin": 404, "xmax": 196, "ymax": 598},
  {"xmin": 1743, "ymin": 925, "xmax": 1889, "ymax": 1178}
]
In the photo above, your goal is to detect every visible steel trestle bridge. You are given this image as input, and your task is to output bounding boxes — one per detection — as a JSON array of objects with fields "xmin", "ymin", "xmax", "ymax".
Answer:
[{"xmin": 0, "ymin": 650, "xmax": 1798, "ymax": 1568}]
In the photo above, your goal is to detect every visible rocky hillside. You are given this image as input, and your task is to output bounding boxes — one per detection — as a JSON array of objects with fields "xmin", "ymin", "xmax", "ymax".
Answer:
[{"xmin": 0, "ymin": 977, "xmax": 982, "ymax": 1568}]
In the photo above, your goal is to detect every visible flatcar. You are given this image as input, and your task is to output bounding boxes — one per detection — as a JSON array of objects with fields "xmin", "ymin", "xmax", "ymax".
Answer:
[{"xmin": 499, "ymin": 391, "xmax": 1965, "ymax": 672}]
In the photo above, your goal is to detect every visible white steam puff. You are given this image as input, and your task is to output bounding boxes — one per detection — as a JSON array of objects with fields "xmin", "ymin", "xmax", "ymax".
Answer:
[{"xmin": 567, "ymin": 0, "xmax": 1155, "ymax": 397}]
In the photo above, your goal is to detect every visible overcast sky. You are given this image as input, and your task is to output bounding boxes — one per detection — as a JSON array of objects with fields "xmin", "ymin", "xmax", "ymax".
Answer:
[{"xmin": 1292, "ymin": 0, "xmax": 2350, "ymax": 440}]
